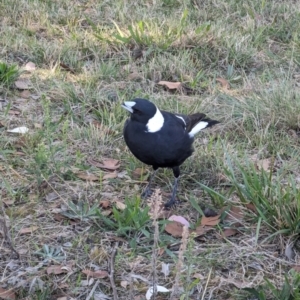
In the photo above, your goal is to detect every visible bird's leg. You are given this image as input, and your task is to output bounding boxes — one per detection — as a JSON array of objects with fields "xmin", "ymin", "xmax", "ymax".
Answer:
[
  {"xmin": 165, "ymin": 166, "xmax": 180, "ymax": 208},
  {"xmin": 141, "ymin": 168, "xmax": 158, "ymax": 198}
]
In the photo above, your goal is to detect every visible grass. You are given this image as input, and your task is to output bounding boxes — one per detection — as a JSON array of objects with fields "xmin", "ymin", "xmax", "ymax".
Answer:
[{"xmin": 1, "ymin": 0, "xmax": 300, "ymax": 299}]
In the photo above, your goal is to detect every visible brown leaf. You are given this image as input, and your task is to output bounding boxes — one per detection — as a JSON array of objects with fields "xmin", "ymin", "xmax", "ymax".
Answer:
[
  {"xmin": 60, "ymin": 62, "xmax": 75, "ymax": 74},
  {"xmin": 8, "ymin": 110, "xmax": 21, "ymax": 115},
  {"xmin": 256, "ymin": 158, "xmax": 271, "ymax": 171},
  {"xmin": 24, "ymin": 62, "xmax": 36, "ymax": 72},
  {"xmin": 82, "ymin": 269, "xmax": 109, "ymax": 278},
  {"xmin": 47, "ymin": 265, "xmax": 68, "ymax": 275},
  {"xmin": 225, "ymin": 206, "xmax": 243, "ymax": 222},
  {"xmin": 132, "ymin": 167, "xmax": 147, "ymax": 179},
  {"xmin": 15, "ymin": 80, "xmax": 30, "ymax": 90},
  {"xmin": 76, "ymin": 172, "xmax": 99, "ymax": 181},
  {"xmin": 157, "ymin": 81, "xmax": 182, "ymax": 90},
  {"xmin": 99, "ymin": 200, "xmax": 111, "ymax": 208},
  {"xmin": 19, "ymin": 226, "xmax": 38, "ymax": 235},
  {"xmin": 103, "ymin": 172, "xmax": 118, "ymax": 180},
  {"xmin": 20, "ymin": 90, "xmax": 31, "ymax": 99},
  {"xmin": 245, "ymin": 203, "xmax": 257, "ymax": 213},
  {"xmin": 221, "ymin": 228, "xmax": 238, "ymax": 237},
  {"xmin": 3, "ymin": 199, "xmax": 15, "ymax": 206},
  {"xmin": 53, "ymin": 213, "xmax": 68, "ymax": 221},
  {"xmin": 194, "ymin": 225, "xmax": 213, "ymax": 236},
  {"xmin": 201, "ymin": 215, "xmax": 220, "ymax": 226},
  {"xmin": 216, "ymin": 78, "xmax": 230, "ymax": 89},
  {"xmin": 292, "ymin": 265, "xmax": 300, "ymax": 272},
  {"xmin": 0, "ymin": 287, "xmax": 16, "ymax": 300},
  {"xmin": 88, "ymin": 158, "xmax": 120, "ymax": 170},
  {"xmin": 165, "ymin": 221, "xmax": 185, "ymax": 237}
]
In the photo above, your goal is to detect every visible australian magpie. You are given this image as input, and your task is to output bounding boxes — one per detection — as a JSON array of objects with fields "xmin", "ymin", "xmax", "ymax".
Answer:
[{"xmin": 122, "ymin": 98, "xmax": 219, "ymax": 208}]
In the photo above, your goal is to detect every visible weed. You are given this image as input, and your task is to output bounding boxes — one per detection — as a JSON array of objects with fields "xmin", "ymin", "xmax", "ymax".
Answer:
[{"xmin": 0, "ymin": 61, "xmax": 19, "ymax": 87}]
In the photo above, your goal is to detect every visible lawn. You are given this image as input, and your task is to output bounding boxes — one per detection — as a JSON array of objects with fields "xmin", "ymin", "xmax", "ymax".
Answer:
[{"xmin": 1, "ymin": 0, "xmax": 300, "ymax": 299}]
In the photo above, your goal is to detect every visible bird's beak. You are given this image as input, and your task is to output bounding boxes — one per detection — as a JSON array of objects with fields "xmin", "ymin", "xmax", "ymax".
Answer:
[{"xmin": 121, "ymin": 101, "xmax": 136, "ymax": 113}]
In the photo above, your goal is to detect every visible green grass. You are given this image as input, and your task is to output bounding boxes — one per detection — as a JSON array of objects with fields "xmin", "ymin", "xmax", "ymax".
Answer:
[{"xmin": 1, "ymin": 0, "xmax": 300, "ymax": 299}]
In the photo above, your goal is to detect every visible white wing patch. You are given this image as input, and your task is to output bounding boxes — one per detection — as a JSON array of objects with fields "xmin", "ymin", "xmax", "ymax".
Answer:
[
  {"xmin": 188, "ymin": 121, "xmax": 209, "ymax": 137},
  {"xmin": 146, "ymin": 107, "xmax": 164, "ymax": 132}
]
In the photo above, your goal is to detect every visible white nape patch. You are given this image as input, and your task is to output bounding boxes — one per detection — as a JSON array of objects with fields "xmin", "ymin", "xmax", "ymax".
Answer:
[
  {"xmin": 146, "ymin": 107, "xmax": 164, "ymax": 133},
  {"xmin": 175, "ymin": 115, "xmax": 186, "ymax": 126},
  {"xmin": 122, "ymin": 101, "xmax": 136, "ymax": 113},
  {"xmin": 188, "ymin": 121, "xmax": 209, "ymax": 137}
]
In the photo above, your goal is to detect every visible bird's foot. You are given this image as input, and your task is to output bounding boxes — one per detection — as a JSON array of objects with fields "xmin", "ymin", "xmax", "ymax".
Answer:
[{"xmin": 141, "ymin": 187, "xmax": 153, "ymax": 199}]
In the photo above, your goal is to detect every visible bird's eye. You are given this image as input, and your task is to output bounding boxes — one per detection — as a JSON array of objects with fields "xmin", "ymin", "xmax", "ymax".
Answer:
[{"xmin": 134, "ymin": 109, "xmax": 142, "ymax": 115}]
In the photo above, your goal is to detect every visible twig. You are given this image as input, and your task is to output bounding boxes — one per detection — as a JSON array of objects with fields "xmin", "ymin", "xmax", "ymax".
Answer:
[
  {"xmin": 170, "ymin": 225, "xmax": 189, "ymax": 299},
  {"xmin": 151, "ymin": 189, "xmax": 161, "ymax": 300},
  {"xmin": 0, "ymin": 202, "xmax": 19, "ymax": 259},
  {"xmin": 109, "ymin": 241, "xmax": 119, "ymax": 300},
  {"xmin": 86, "ymin": 279, "xmax": 100, "ymax": 300}
]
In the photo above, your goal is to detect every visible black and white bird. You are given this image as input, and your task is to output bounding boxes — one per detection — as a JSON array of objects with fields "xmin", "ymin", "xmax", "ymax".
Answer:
[{"xmin": 122, "ymin": 98, "xmax": 219, "ymax": 208}]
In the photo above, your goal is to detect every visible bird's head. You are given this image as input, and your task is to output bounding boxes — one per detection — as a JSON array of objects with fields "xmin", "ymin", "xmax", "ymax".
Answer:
[{"xmin": 122, "ymin": 98, "xmax": 164, "ymax": 132}]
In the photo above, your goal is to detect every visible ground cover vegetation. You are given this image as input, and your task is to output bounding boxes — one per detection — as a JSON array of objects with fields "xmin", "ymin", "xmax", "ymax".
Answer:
[{"xmin": 1, "ymin": 0, "xmax": 300, "ymax": 299}]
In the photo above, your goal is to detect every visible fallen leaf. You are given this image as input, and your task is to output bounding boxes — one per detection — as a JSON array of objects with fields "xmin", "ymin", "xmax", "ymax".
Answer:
[
  {"xmin": 146, "ymin": 285, "xmax": 170, "ymax": 300},
  {"xmin": 15, "ymin": 80, "xmax": 30, "ymax": 90},
  {"xmin": 256, "ymin": 158, "xmax": 272, "ymax": 172},
  {"xmin": 82, "ymin": 269, "xmax": 109, "ymax": 278},
  {"xmin": 34, "ymin": 123, "xmax": 43, "ymax": 129},
  {"xmin": 216, "ymin": 78, "xmax": 230, "ymax": 89},
  {"xmin": 15, "ymin": 151, "xmax": 26, "ymax": 157},
  {"xmin": 24, "ymin": 62, "xmax": 36, "ymax": 71},
  {"xmin": 168, "ymin": 215, "xmax": 190, "ymax": 227},
  {"xmin": 3, "ymin": 199, "xmax": 15, "ymax": 206},
  {"xmin": 19, "ymin": 226, "xmax": 38, "ymax": 235},
  {"xmin": 157, "ymin": 81, "xmax": 182, "ymax": 90},
  {"xmin": 221, "ymin": 228, "xmax": 238, "ymax": 237},
  {"xmin": 201, "ymin": 215, "xmax": 220, "ymax": 226},
  {"xmin": 285, "ymin": 242, "xmax": 295, "ymax": 260},
  {"xmin": 292, "ymin": 265, "xmax": 300, "ymax": 272},
  {"xmin": 161, "ymin": 262, "xmax": 170, "ymax": 277},
  {"xmin": 8, "ymin": 110, "xmax": 21, "ymax": 115},
  {"xmin": 193, "ymin": 273, "xmax": 204, "ymax": 280},
  {"xmin": 7, "ymin": 126, "xmax": 29, "ymax": 134},
  {"xmin": 165, "ymin": 221, "xmax": 185, "ymax": 237},
  {"xmin": 20, "ymin": 90, "xmax": 31, "ymax": 99},
  {"xmin": 103, "ymin": 172, "xmax": 118, "ymax": 180},
  {"xmin": 76, "ymin": 172, "xmax": 99, "ymax": 181},
  {"xmin": 245, "ymin": 203, "xmax": 257, "ymax": 213},
  {"xmin": 88, "ymin": 158, "xmax": 120, "ymax": 170},
  {"xmin": 194, "ymin": 225, "xmax": 213, "ymax": 236},
  {"xmin": 101, "ymin": 209, "xmax": 112, "ymax": 216},
  {"xmin": 47, "ymin": 265, "xmax": 68, "ymax": 275},
  {"xmin": 53, "ymin": 213, "xmax": 68, "ymax": 221},
  {"xmin": 120, "ymin": 281, "xmax": 129, "ymax": 288},
  {"xmin": 225, "ymin": 206, "xmax": 243, "ymax": 223},
  {"xmin": 99, "ymin": 200, "xmax": 111, "ymax": 208},
  {"xmin": 132, "ymin": 167, "xmax": 147, "ymax": 179},
  {"xmin": 0, "ymin": 287, "xmax": 16, "ymax": 300},
  {"xmin": 31, "ymin": 94, "xmax": 41, "ymax": 100},
  {"xmin": 114, "ymin": 201, "xmax": 126, "ymax": 210}
]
